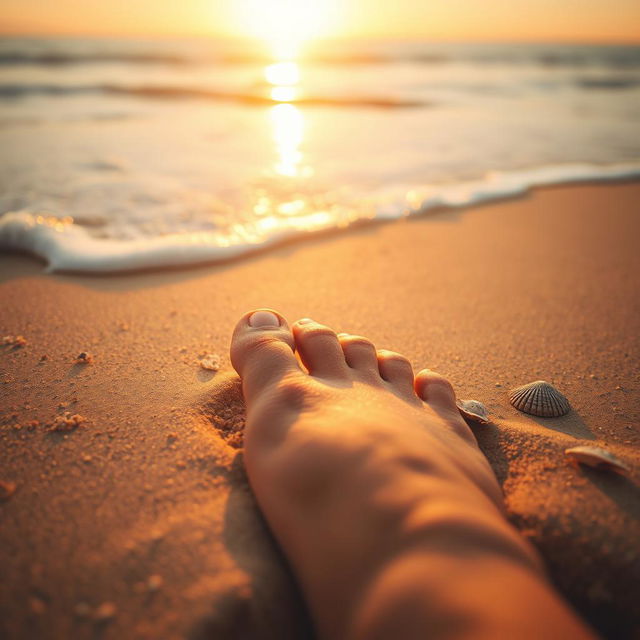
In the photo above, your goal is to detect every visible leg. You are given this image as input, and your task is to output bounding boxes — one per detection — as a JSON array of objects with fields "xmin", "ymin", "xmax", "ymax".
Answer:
[{"xmin": 230, "ymin": 309, "xmax": 596, "ymax": 640}]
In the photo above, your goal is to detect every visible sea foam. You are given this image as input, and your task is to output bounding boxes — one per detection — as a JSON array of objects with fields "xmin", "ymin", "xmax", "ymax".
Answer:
[{"xmin": 1, "ymin": 163, "xmax": 639, "ymax": 274}]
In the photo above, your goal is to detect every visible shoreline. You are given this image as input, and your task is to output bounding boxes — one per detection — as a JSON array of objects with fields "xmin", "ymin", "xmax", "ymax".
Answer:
[
  {"xmin": 1, "ymin": 181, "xmax": 639, "ymax": 639},
  {"xmin": 2, "ymin": 165, "xmax": 640, "ymax": 276}
]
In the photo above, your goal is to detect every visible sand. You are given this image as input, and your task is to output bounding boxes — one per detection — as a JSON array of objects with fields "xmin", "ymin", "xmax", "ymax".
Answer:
[{"xmin": 1, "ymin": 182, "xmax": 639, "ymax": 640}]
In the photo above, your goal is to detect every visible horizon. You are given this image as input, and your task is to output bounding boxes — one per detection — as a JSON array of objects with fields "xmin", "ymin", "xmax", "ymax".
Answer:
[{"xmin": 2, "ymin": 31, "xmax": 640, "ymax": 47}]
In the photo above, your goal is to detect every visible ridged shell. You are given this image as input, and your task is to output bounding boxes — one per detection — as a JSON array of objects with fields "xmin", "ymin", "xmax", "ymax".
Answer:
[
  {"xmin": 565, "ymin": 446, "xmax": 630, "ymax": 475},
  {"xmin": 508, "ymin": 380, "xmax": 570, "ymax": 417},
  {"xmin": 457, "ymin": 399, "xmax": 490, "ymax": 425}
]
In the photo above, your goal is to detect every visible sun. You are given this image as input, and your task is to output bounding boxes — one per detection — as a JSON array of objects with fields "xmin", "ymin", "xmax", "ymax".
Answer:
[{"xmin": 233, "ymin": 0, "xmax": 338, "ymax": 60}]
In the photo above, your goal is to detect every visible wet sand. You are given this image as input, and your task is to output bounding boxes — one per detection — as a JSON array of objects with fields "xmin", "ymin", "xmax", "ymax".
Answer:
[{"xmin": 1, "ymin": 182, "xmax": 639, "ymax": 639}]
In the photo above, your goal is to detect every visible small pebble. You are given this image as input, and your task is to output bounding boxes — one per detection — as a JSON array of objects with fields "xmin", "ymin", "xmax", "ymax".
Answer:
[
  {"xmin": 94, "ymin": 602, "xmax": 117, "ymax": 623},
  {"xmin": 0, "ymin": 480, "xmax": 17, "ymax": 501},
  {"xmin": 200, "ymin": 353, "xmax": 221, "ymax": 371},
  {"xmin": 29, "ymin": 596, "xmax": 46, "ymax": 615},
  {"xmin": 75, "ymin": 352, "xmax": 94, "ymax": 364},
  {"xmin": 147, "ymin": 574, "xmax": 163, "ymax": 592},
  {"xmin": 50, "ymin": 413, "xmax": 86, "ymax": 432}
]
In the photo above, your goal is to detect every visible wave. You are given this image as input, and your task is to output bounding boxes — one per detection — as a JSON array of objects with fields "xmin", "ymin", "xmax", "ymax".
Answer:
[
  {"xmin": 2, "ymin": 44, "xmax": 640, "ymax": 69},
  {"xmin": 0, "ymin": 52, "xmax": 193, "ymax": 66},
  {"xmin": 574, "ymin": 77, "xmax": 640, "ymax": 90},
  {"xmin": 3, "ymin": 71, "xmax": 639, "ymax": 110},
  {"xmin": 0, "ymin": 50, "xmax": 445, "ymax": 67},
  {"xmin": 0, "ymin": 83, "xmax": 426, "ymax": 108},
  {"xmin": 2, "ymin": 163, "xmax": 639, "ymax": 275}
]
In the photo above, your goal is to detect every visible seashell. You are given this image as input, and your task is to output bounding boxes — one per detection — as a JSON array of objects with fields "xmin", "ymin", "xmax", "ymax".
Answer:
[
  {"xmin": 508, "ymin": 380, "xmax": 570, "ymax": 417},
  {"xmin": 200, "ymin": 353, "xmax": 221, "ymax": 371},
  {"xmin": 564, "ymin": 446, "xmax": 630, "ymax": 475},
  {"xmin": 457, "ymin": 399, "xmax": 490, "ymax": 424}
]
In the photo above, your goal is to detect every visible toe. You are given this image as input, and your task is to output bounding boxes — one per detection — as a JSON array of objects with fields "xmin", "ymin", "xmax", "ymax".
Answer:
[
  {"xmin": 292, "ymin": 318, "xmax": 349, "ymax": 379},
  {"xmin": 377, "ymin": 350, "xmax": 415, "ymax": 396},
  {"xmin": 414, "ymin": 369, "xmax": 458, "ymax": 412},
  {"xmin": 230, "ymin": 309, "xmax": 300, "ymax": 402},
  {"xmin": 414, "ymin": 369, "xmax": 475, "ymax": 440},
  {"xmin": 338, "ymin": 333, "xmax": 378, "ymax": 377}
]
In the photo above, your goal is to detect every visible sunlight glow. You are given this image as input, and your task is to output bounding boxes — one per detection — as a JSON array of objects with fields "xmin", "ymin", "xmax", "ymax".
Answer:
[
  {"xmin": 270, "ymin": 86, "xmax": 298, "ymax": 102},
  {"xmin": 256, "ymin": 215, "xmax": 280, "ymax": 233},
  {"xmin": 3, "ymin": 0, "xmax": 640, "ymax": 42},
  {"xmin": 269, "ymin": 103, "xmax": 305, "ymax": 177},
  {"xmin": 265, "ymin": 61, "xmax": 300, "ymax": 103},
  {"xmin": 277, "ymin": 199, "xmax": 306, "ymax": 216},
  {"xmin": 293, "ymin": 211, "xmax": 332, "ymax": 229},
  {"xmin": 234, "ymin": 0, "xmax": 338, "ymax": 60},
  {"xmin": 264, "ymin": 61, "xmax": 300, "ymax": 86}
]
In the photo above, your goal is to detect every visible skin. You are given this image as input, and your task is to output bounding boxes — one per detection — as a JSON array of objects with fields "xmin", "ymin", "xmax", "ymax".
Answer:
[{"xmin": 230, "ymin": 309, "xmax": 596, "ymax": 640}]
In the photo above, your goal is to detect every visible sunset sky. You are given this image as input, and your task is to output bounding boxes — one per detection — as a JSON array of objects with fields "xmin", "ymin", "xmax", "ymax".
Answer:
[{"xmin": 1, "ymin": 0, "xmax": 639, "ymax": 42}]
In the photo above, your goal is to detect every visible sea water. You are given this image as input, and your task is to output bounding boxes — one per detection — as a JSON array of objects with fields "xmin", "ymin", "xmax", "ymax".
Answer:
[{"xmin": 1, "ymin": 37, "xmax": 639, "ymax": 272}]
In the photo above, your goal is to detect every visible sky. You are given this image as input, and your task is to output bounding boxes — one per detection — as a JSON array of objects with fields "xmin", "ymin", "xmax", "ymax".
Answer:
[{"xmin": 0, "ymin": 0, "xmax": 639, "ymax": 43}]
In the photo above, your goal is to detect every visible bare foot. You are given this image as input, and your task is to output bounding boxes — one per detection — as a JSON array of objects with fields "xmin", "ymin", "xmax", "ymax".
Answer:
[{"xmin": 230, "ymin": 310, "xmax": 595, "ymax": 640}]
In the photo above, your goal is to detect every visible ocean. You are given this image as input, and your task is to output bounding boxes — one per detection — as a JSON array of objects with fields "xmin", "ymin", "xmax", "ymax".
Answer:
[{"xmin": 0, "ymin": 36, "xmax": 639, "ymax": 272}]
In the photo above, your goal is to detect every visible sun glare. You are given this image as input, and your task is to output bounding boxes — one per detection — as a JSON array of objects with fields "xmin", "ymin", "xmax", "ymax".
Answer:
[
  {"xmin": 264, "ymin": 60, "xmax": 300, "ymax": 103},
  {"xmin": 270, "ymin": 103, "xmax": 305, "ymax": 176},
  {"xmin": 234, "ymin": 0, "xmax": 337, "ymax": 60},
  {"xmin": 270, "ymin": 86, "xmax": 298, "ymax": 102},
  {"xmin": 264, "ymin": 61, "xmax": 300, "ymax": 86}
]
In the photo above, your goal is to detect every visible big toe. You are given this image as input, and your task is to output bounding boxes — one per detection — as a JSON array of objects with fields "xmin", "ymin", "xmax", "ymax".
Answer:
[{"xmin": 230, "ymin": 309, "xmax": 299, "ymax": 402}]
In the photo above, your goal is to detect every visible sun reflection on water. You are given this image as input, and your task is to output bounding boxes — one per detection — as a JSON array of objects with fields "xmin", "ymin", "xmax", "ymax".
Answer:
[
  {"xmin": 270, "ymin": 86, "xmax": 298, "ymax": 103},
  {"xmin": 265, "ymin": 61, "xmax": 300, "ymax": 102},
  {"xmin": 264, "ymin": 61, "xmax": 299, "ymax": 86},
  {"xmin": 245, "ymin": 56, "xmax": 340, "ymax": 238},
  {"xmin": 263, "ymin": 56, "xmax": 311, "ymax": 180},
  {"xmin": 269, "ymin": 102, "xmax": 305, "ymax": 177}
]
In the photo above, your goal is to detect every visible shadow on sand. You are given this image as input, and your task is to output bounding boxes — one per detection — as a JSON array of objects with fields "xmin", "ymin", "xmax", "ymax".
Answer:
[{"xmin": 189, "ymin": 375, "xmax": 314, "ymax": 640}]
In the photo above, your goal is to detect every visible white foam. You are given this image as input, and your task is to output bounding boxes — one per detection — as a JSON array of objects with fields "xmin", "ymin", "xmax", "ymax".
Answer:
[{"xmin": 2, "ymin": 163, "xmax": 639, "ymax": 274}]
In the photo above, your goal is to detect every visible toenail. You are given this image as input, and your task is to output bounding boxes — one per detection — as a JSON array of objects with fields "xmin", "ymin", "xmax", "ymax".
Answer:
[
  {"xmin": 337, "ymin": 333, "xmax": 349, "ymax": 337},
  {"xmin": 297, "ymin": 318, "xmax": 313, "ymax": 325},
  {"xmin": 249, "ymin": 311, "xmax": 280, "ymax": 327}
]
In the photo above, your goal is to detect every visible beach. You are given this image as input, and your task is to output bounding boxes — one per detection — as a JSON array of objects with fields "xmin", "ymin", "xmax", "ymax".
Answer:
[
  {"xmin": 2, "ymin": 37, "xmax": 640, "ymax": 275},
  {"xmin": 1, "ymin": 181, "xmax": 639, "ymax": 639}
]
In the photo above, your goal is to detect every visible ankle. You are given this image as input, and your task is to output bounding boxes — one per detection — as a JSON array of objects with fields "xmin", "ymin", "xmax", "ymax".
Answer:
[
  {"xmin": 398, "ymin": 498, "xmax": 545, "ymax": 574},
  {"xmin": 346, "ymin": 550, "xmax": 594, "ymax": 640},
  {"xmin": 305, "ymin": 501, "xmax": 545, "ymax": 640}
]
